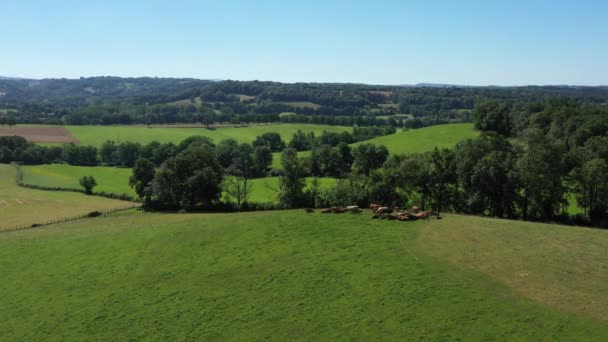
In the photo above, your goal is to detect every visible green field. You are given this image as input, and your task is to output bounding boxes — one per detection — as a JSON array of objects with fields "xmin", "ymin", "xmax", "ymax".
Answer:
[
  {"xmin": 224, "ymin": 176, "xmax": 337, "ymax": 203},
  {"xmin": 353, "ymin": 123, "xmax": 478, "ymax": 155},
  {"xmin": 0, "ymin": 164, "xmax": 133, "ymax": 229},
  {"xmin": 22, "ymin": 164, "xmax": 137, "ymax": 197},
  {"xmin": 61, "ymin": 124, "xmax": 351, "ymax": 147},
  {"xmin": 271, "ymin": 123, "xmax": 479, "ymax": 168},
  {"xmin": 1, "ymin": 211, "xmax": 606, "ymax": 340},
  {"xmin": 20, "ymin": 164, "xmax": 336, "ymax": 204},
  {"xmin": 277, "ymin": 101, "xmax": 321, "ymax": 109}
]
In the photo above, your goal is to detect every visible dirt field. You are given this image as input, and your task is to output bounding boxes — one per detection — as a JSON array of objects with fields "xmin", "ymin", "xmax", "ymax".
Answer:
[{"xmin": 0, "ymin": 126, "xmax": 78, "ymax": 143}]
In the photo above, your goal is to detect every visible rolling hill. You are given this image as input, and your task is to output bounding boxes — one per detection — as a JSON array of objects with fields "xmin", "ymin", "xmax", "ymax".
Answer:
[{"xmin": 0, "ymin": 210, "xmax": 606, "ymax": 340}]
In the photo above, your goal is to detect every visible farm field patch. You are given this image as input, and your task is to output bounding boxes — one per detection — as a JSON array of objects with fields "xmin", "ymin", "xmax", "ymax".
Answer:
[
  {"xmin": 21, "ymin": 164, "xmax": 137, "ymax": 198},
  {"xmin": 0, "ymin": 126, "xmax": 77, "ymax": 143},
  {"xmin": 276, "ymin": 101, "xmax": 321, "ymax": 109},
  {"xmin": 271, "ymin": 123, "xmax": 479, "ymax": 168},
  {"xmin": 0, "ymin": 164, "xmax": 133, "ymax": 230},
  {"xmin": 63, "ymin": 124, "xmax": 351, "ymax": 147},
  {"xmin": 353, "ymin": 123, "xmax": 478, "ymax": 155},
  {"xmin": 21, "ymin": 164, "xmax": 337, "ymax": 204}
]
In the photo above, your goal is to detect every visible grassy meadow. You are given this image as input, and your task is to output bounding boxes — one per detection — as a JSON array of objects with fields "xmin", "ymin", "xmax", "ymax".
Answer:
[
  {"xmin": 63, "ymin": 124, "xmax": 351, "ymax": 147},
  {"xmin": 22, "ymin": 164, "xmax": 137, "ymax": 197},
  {"xmin": 353, "ymin": 123, "xmax": 478, "ymax": 155},
  {"xmin": 1, "ymin": 211, "xmax": 607, "ymax": 340},
  {"xmin": 21, "ymin": 164, "xmax": 337, "ymax": 204},
  {"xmin": 224, "ymin": 176, "xmax": 337, "ymax": 203},
  {"xmin": 271, "ymin": 123, "xmax": 479, "ymax": 168},
  {"xmin": 0, "ymin": 164, "xmax": 133, "ymax": 229}
]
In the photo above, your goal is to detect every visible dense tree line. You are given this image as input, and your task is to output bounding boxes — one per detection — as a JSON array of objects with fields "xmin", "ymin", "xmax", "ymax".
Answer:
[
  {"xmin": 288, "ymin": 126, "xmax": 395, "ymax": 152},
  {"xmin": 3, "ymin": 77, "xmax": 607, "ymax": 127},
  {"xmin": 129, "ymin": 97, "xmax": 608, "ymax": 228},
  {"xmin": 0, "ymin": 125, "xmax": 394, "ymax": 167}
]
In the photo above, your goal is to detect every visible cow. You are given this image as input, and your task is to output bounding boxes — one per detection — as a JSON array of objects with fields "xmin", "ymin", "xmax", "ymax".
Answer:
[
  {"xmin": 347, "ymin": 205, "xmax": 361, "ymax": 213},
  {"xmin": 375, "ymin": 207, "xmax": 392, "ymax": 215},
  {"xmin": 386, "ymin": 214, "xmax": 397, "ymax": 220},
  {"xmin": 369, "ymin": 203, "xmax": 381, "ymax": 212},
  {"xmin": 416, "ymin": 211, "xmax": 430, "ymax": 219},
  {"xmin": 397, "ymin": 215, "xmax": 410, "ymax": 221},
  {"xmin": 332, "ymin": 207, "xmax": 347, "ymax": 213},
  {"xmin": 321, "ymin": 208, "xmax": 333, "ymax": 214},
  {"xmin": 411, "ymin": 206, "xmax": 420, "ymax": 213}
]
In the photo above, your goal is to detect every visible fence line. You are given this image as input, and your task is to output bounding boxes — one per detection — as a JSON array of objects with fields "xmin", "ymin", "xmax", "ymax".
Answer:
[{"xmin": 0, "ymin": 204, "xmax": 140, "ymax": 233}]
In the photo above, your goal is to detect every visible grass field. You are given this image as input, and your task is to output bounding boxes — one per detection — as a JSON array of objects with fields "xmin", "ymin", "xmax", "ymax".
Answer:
[
  {"xmin": 0, "ymin": 164, "xmax": 133, "ymax": 229},
  {"xmin": 277, "ymin": 101, "xmax": 321, "ymax": 109},
  {"xmin": 0, "ymin": 211, "xmax": 606, "ymax": 340},
  {"xmin": 271, "ymin": 123, "xmax": 479, "ymax": 168},
  {"xmin": 62, "ymin": 124, "xmax": 351, "ymax": 147},
  {"xmin": 166, "ymin": 97, "xmax": 203, "ymax": 108},
  {"xmin": 20, "ymin": 164, "xmax": 336, "ymax": 204},
  {"xmin": 21, "ymin": 164, "xmax": 137, "ymax": 198},
  {"xmin": 353, "ymin": 123, "xmax": 478, "ymax": 155},
  {"xmin": 224, "ymin": 176, "xmax": 337, "ymax": 203}
]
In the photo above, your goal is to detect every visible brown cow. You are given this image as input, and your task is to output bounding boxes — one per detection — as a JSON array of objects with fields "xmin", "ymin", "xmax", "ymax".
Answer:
[
  {"xmin": 397, "ymin": 215, "xmax": 410, "ymax": 221},
  {"xmin": 332, "ymin": 207, "xmax": 347, "ymax": 214},
  {"xmin": 376, "ymin": 207, "xmax": 392, "ymax": 214},
  {"xmin": 347, "ymin": 205, "xmax": 361, "ymax": 214},
  {"xmin": 411, "ymin": 206, "xmax": 420, "ymax": 213},
  {"xmin": 416, "ymin": 211, "xmax": 430, "ymax": 219},
  {"xmin": 321, "ymin": 208, "xmax": 333, "ymax": 214},
  {"xmin": 369, "ymin": 204, "xmax": 381, "ymax": 212}
]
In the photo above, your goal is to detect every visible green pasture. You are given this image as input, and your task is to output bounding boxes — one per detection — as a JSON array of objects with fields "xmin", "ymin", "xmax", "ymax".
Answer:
[
  {"xmin": 0, "ymin": 164, "xmax": 133, "ymax": 229},
  {"xmin": 224, "ymin": 176, "xmax": 337, "ymax": 203},
  {"xmin": 353, "ymin": 123, "xmax": 478, "ymax": 155},
  {"xmin": 271, "ymin": 123, "xmax": 479, "ymax": 168},
  {"xmin": 276, "ymin": 101, "xmax": 321, "ymax": 109},
  {"xmin": 1, "ymin": 211, "xmax": 606, "ymax": 340},
  {"xmin": 20, "ymin": 164, "xmax": 337, "ymax": 204},
  {"xmin": 21, "ymin": 164, "xmax": 137, "ymax": 198},
  {"xmin": 62, "ymin": 124, "xmax": 351, "ymax": 147}
]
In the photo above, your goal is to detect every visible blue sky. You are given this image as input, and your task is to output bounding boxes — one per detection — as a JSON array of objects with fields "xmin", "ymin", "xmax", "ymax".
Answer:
[{"xmin": 1, "ymin": 0, "xmax": 607, "ymax": 85}]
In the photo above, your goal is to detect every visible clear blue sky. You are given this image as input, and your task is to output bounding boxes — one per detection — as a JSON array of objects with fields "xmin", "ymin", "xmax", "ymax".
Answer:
[{"xmin": 1, "ymin": 0, "xmax": 607, "ymax": 85}]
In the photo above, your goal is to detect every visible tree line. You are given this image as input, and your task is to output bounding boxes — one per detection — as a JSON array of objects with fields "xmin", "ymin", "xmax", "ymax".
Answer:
[
  {"xmin": 3, "ymin": 77, "xmax": 607, "ymax": 127},
  {"xmin": 127, "ymin": 97, "xmax": 608, "ymax": 228},
  {"xmin": 0, "ymin": 126, "xmax": 392, "ymax": 168}
]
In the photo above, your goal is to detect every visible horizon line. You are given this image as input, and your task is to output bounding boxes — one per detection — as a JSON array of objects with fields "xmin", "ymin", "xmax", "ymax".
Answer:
[{"xmin": 1, "ymin": 74, "xmax": 606, "ymax": 88}]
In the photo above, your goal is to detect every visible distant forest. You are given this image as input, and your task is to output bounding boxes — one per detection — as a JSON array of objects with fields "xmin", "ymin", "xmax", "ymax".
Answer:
[{"xmin": 1, "ymin": 77, "xmax": 607, "ymax": 127}]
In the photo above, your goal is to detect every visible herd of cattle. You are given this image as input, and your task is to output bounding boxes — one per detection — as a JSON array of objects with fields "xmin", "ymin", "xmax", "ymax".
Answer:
[{"xmin": 304, "ymin": 204, "xmax": 441, "ymax": 221}]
